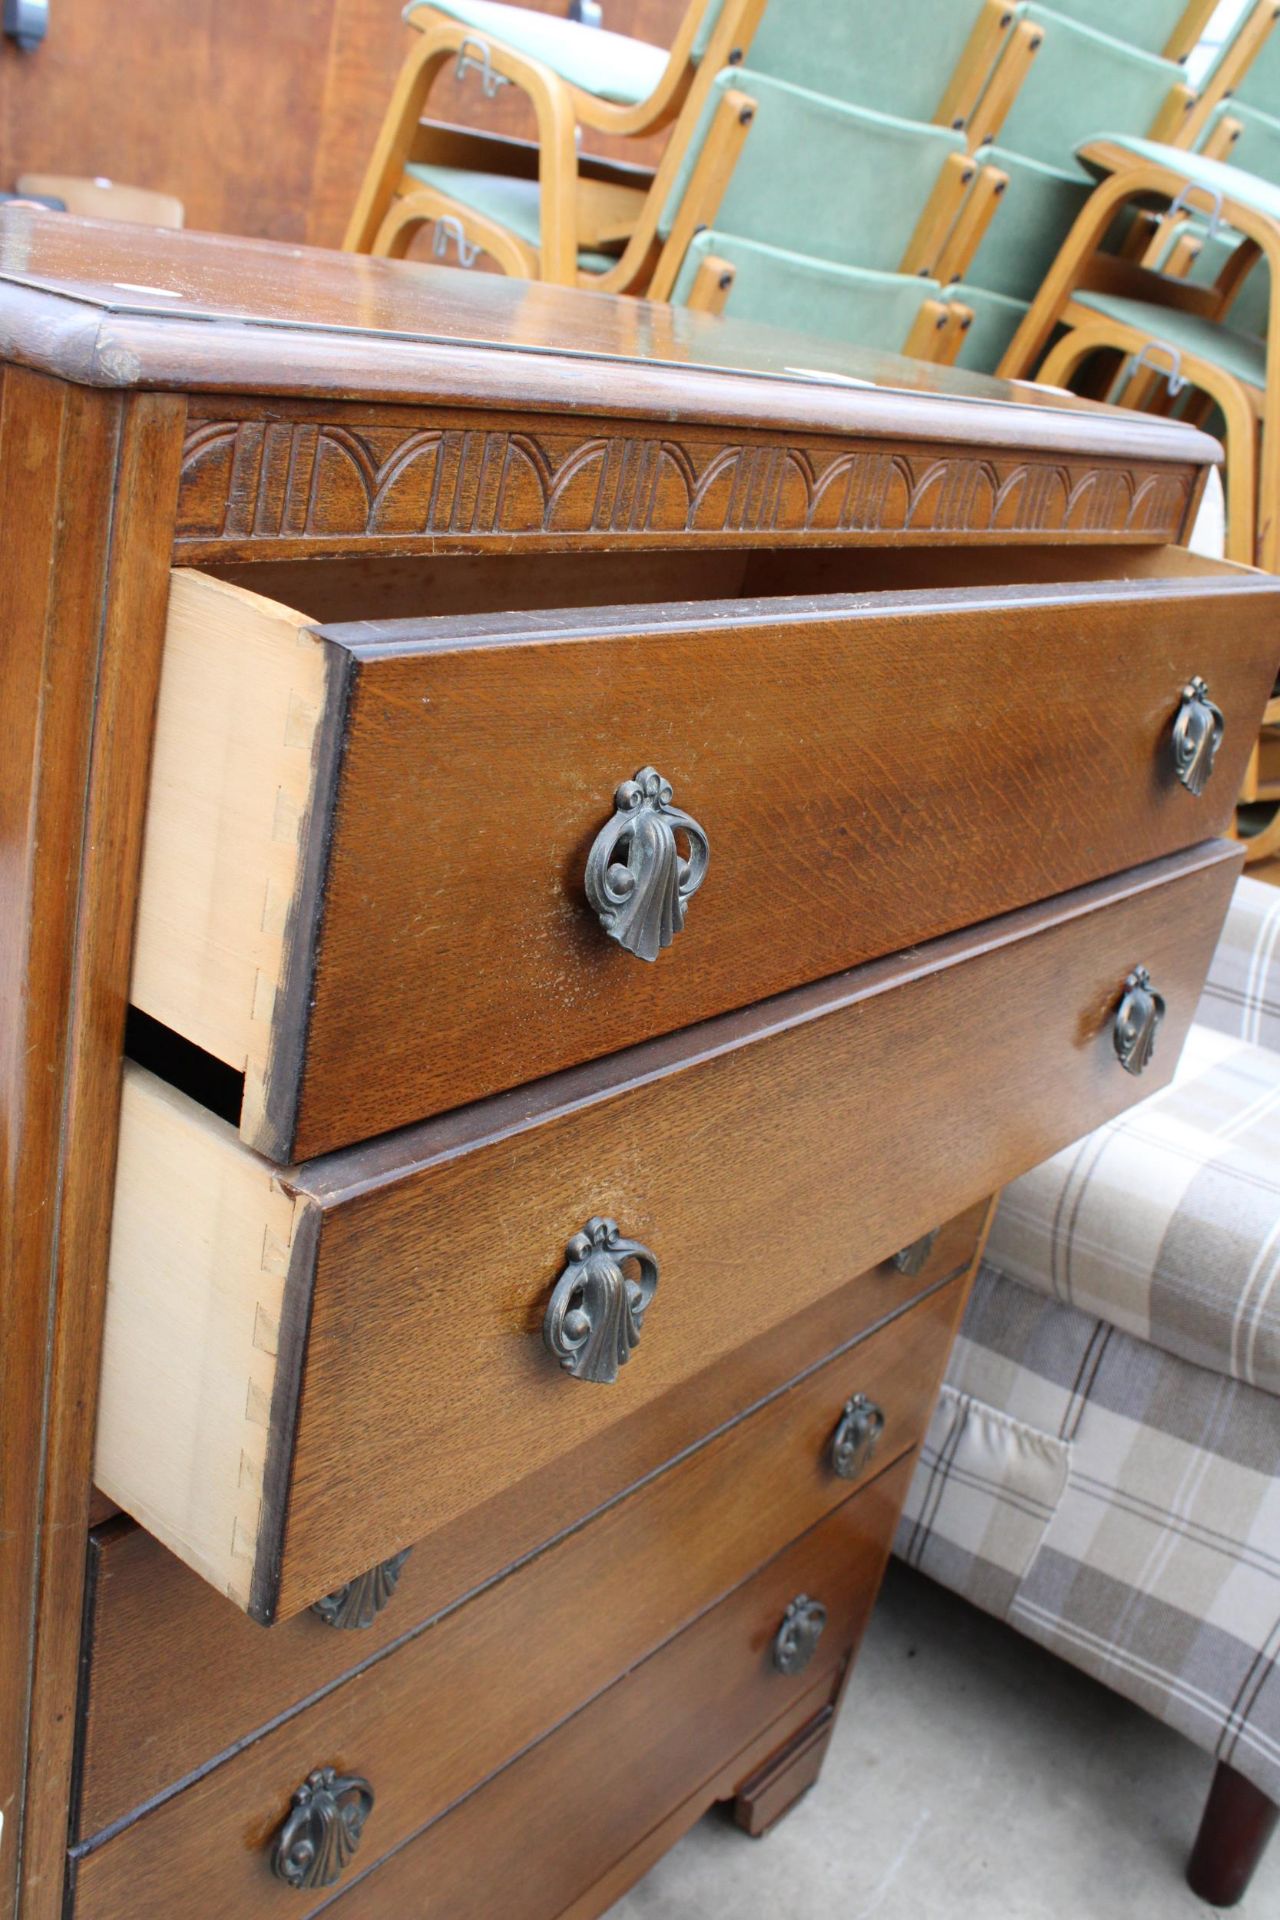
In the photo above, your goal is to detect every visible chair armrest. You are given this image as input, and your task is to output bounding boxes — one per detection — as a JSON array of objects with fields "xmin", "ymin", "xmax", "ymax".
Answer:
[{"xmin": 1194, "ymin": 874, "xmax": 1280, "ymax": 1053}]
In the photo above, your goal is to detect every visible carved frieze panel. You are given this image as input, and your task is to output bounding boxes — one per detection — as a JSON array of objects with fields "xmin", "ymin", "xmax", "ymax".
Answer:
[{"xmin": 175, "ymin": 411, "xmax": 1193, "ymax": 552}]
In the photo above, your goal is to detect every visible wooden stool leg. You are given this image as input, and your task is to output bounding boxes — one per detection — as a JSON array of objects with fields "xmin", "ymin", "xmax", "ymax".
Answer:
[
  {"xmin": 730, "ymin": 1705, "xmax": 836, "ymax": 1838},
  {"xmin": 1187, "ymin": 1760, "xmax": 1279, "ymax": 1908}
]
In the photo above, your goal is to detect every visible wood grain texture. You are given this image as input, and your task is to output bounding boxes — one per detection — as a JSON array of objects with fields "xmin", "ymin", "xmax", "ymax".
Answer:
[
  {"xmin": 76, "ymin": 1251, "xmax": 978, "ymax": 1840},
  {"xmin": 130, "ymin": 559, "xmax": 1280, "ymax": 1158},
  {"xmin": 174, "ymin": 403, "xmax": 1200, "ymax": 563},
  {"xmin": 96, "ymin": 844, "xmax": 1238, "ymax": 1623},
  {"xmin": 0, "ymin": 369, "xmax": 185, "ymax": 1920},
  {"xmin": 71, "ymin": 1466, "xmax": 911, "ymax": 1920},
  {"xmin": 730, "ymin": 1704, "xmax": 836, "ymax": 1837},
  {"xmin": 0, "ymin": 210, "xmax": 1217, "ymax": 498},
  {"xmin": 75, "ymin": 1299, "xmax": 954, "ymax": 1911},
  {"xmin": 0, "ymin": 0, "xmax": 686, "ymax": 247},
  {"xmin": 78, "ymin": 1211, "xmax": 981, "ymax": 1837},
  {"xmin": 128, "ymin": 570, "xmax": 340, "ymax": 1149}
]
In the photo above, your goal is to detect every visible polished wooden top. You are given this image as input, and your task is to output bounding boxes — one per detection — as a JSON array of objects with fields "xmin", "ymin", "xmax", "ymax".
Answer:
[{"xmin": 0, "ymin": 211, "xmax": 1218, "ymax": 465}]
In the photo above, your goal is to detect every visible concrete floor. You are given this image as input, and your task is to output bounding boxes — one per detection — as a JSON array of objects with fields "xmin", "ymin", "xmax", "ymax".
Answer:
[{"xmin": 608, "ymin": 1559, "xmax": 1280, "ymax": 1919}]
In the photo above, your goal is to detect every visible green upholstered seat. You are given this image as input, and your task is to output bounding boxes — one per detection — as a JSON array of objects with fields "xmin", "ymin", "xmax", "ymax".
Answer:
[
  {"xmin": 663, "ymin": 69, "xmax": 968, "ymax": 265},
  {"xmin": 1071, "ymin": 289, "xmax": 1268, "ymax": 388},
  {"xmin": 1032, "ymin": 0, "xmax": 1198, "ymax": 57},
  {"xmin": 973, "ymin": 9, "xmax": 1183, "ymax": 165},
  {"xmin": 965, "ymin": 147, "xmax": 1094, "ymax": 301},
  {"xmin": 403, "ymin": 0, "xmax": 668, "ymax": 104},
  {"xmin": 1175, "ymin": 218, "xmax": 1272, "ymax": 343},
  {"xmin": 672, "ymin": 230, "xmax": 942, "ymax": 352},
  {"xmin": 945, "ymin": 284, "xmax": 1029, "ymax": 374},
  {"xmin": 744, "ymin": 0, "xmax": 990, "ymax": 127},
  {"xmin": 1078, "ymin": 134, "xmax": 1280, "ymax": 225},
  {"xmin": 399, "ymin": 163, "xmax": 618, "ymax": 270}
]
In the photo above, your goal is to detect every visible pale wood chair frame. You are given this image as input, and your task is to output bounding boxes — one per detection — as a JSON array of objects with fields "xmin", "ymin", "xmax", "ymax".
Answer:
[
  {"xmin": 953, "ymin": 0, "xmax": 1201, "ymax": 154},
  {"xmin": 998, "ymin": 140, "xmax": 1280, "ymax": 567},
  {"xmin": 1039, "ymin": 311, "xmax": 1260, "ymax": 564},
  {"xmin": 1181, "ymin": 0, "xmax": 1280, "ymax": 146},
  {"xmin": 346, "ymin": 0, "xmax": 766, "ymax": 286},
  {"xmin": 368, "ymin": 83, "xmax": 759, "ymax": 296},
  {"xmin": 409, "ymin": 0, "xmax": 728, "ymax": 140}
]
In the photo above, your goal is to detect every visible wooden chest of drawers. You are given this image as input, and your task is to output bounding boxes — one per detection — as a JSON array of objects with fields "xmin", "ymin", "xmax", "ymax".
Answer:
[{"xmin": 1, "ymin": 213, "xmax": 1276, "ymax": 1920}]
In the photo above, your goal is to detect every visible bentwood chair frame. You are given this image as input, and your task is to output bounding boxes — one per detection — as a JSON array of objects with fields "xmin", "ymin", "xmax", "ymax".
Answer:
[
  {"xmin": 1000, "ymin": 140, "xmax": 1280, "ymax": 568},
  {"xmin": 409, "ymin": 0, "xmax": 729, "ymax": 141},
  {"xmin": 955, "ymin": 0, "xmax": 1203, "ymax": 155},
  {"xmin": 1181, "ymin": 0, "xmax": 1280, "ymax": 146},
  {"xmin": 368, "ymin": 82, "xmax": 760, "ymax": 299},
  {"xmin": 345, "ymin": 0, "xmax": 765, "ymax": 285}
]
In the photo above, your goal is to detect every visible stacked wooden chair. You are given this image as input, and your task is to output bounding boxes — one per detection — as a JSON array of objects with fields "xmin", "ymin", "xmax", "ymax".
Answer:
[
  {"xmin": 345, "ymin": 0, "xmax": 1019, "ymax": 359},
  {"xmin": 928, "ymin": 1, "xmax": 1217, "ymax": 372},
  {"xmin": 345, "ymin": 0, "xmax": 768, "ymax": 292}
]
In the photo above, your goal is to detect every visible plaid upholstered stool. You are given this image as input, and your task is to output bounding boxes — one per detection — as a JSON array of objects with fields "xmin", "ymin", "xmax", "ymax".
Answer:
[{"xmin": 899, "ymin": 875, "xmax": 1280, "ymax": 1907}]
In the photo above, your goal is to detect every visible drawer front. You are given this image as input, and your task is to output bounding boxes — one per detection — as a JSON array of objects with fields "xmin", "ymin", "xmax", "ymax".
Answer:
[
  {"xmin": 98, "ymin": 842, "xmax": 1239, "ymax": 1622},
  {"xmin": 70, "ymin": 1459, "xmax": 912, "ymax": 1920},
  {"xmin": 78, "ymin": 1217, "xmax": 981, "ymax": 1839},
  {"xmin": 132, "ymin": 566, "xmax": 1278, "ymax": 1158}
]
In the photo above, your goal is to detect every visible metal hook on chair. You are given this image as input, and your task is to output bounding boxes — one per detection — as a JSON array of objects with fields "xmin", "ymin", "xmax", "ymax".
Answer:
[
  {"xmin": 1123, "ymin": 339, "xmax": 1186, "ymax": 399},
  {"xmin": 1167, "ymin": 180, "xmax": 1224, "ymax": 249},
  {"xmin": 455, "ymin": 36, "xmax": 511, "ymax": 98},
  {"xmin": 432, "ymin": 216, "xmax": 479, "ymax": 267}
]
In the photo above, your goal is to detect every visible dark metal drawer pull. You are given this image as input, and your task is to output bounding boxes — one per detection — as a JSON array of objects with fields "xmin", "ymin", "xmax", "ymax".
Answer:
[
  {"xmin": 310, "ymin": 1549, "xmax": 412, "ymax": 1630},
  {"xmin": 543, "ymin": 1217, "xmax": 659, "ymax": 1385},
  {"xmin": 1171, "ymin": 676, "xmax": 1224, "ymax": 795},
  {"xmin": 891, "ymin": 1228, "xmax": 939, "ymax": 1277},
  {"xmin": 1114, "ymin": 965, "xmax": 1166, "ymax": 1076},
  {"xmin": 584, "ymin": 766, "xmax": 709, "ymax": 962},
  {"xmin": 271, "ymin": 1767, "xmax": 375, "ymax": 1890},
  {"xmin": 830, "ymin": 1394, "xmax": 886, "ymax": 1481},
  {"xmin": 773, "ymin": 1595, "xmax": 828, "ymax": 1676}
]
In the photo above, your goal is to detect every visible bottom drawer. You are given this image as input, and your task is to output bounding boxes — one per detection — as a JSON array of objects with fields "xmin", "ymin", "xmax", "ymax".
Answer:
[
  {"xmin": 324, "ymin": 1465, "xmax": 914, "ymax": 1920},
  {"xmin": 69, "ymin": 1284, "xmax": 957, "ymax": 1913}
]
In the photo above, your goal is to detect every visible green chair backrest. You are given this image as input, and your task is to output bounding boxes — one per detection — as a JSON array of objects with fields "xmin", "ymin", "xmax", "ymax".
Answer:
[
  {"xmin": 1211, "ymin": 100, "xmax": 1280, "ymax": 188},
  {"xmin": 965, "ymin": 147, "xmax": 1095, "ymax": 300},
  {"xmin": 945, "ymin": 283, "xmax": 1030, "ymax": 373},
  {"xmin": 1034, "ymin": 0, "xmax": 1197, "ymax": 58},
  {"xmin": 975, "ymin": 7, "xmax": 1183, "ymax": 165},
  {"xmin": 1231, "ymin": 22, "xmax": 1280, "ymax": 119},
  {"xmin": 664, "ymin": 68, "xmax": 967, "ymax": 271},
  {"xmin": 673, "ymin": 229, "xmax": 941, "ymax": 351},
  {"xmin": 744, "ymin": 0, "xmax": 989, "ymax": 126}
]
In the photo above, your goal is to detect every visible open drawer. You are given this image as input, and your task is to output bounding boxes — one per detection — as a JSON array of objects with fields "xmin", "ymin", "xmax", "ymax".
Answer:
[
  {"xmin": 98, "ymin": 842, "xmax": 1239, "ymax": 1623},
  {"xmin": 130, "ymin": 550, "xmax": 1279, "ymax": 1159}
]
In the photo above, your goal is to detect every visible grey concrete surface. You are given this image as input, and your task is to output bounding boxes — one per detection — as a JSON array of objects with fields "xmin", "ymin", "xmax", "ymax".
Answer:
[{"xmin": 607, "ymin": 1559, "xmax": 1280, "ymax": 1918}]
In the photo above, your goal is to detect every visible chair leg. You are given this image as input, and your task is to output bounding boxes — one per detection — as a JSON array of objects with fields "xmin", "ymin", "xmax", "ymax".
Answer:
[{"xmin": 1187, "ymin": 1760, "xmax": 1279, "ymax": 1908}]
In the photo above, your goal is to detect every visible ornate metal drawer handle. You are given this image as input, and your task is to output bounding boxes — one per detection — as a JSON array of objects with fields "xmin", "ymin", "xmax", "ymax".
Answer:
[
  {"xmin": 830, "ymin": 1394, "xmax": 886, "ymax": 1481},
  {"xmin": 310, "ymin": 1549, "xmax": 412, "ymax": 1630},
  {"xmin": 543, "ymin": 1217, "xmax": 659, "ymax": 1385},
  {"xmin": 584, "ymin": 766, "xmax": 709, "ymax": 962},
  {"xmin": 1171, "ymin": 676, "xmax": 1224, "ymax": 795},
  {"xmin": 891, "ymin": 1228, "xmax": 939, "ymax": 1277},
  {"xmin": 1114, "ymin": 965, "xmax": 1166, "ymax": 1076},
  {"xmin": 772, "ymin": 1594, "xmax": 828, "ymax": 1676},
  {"xmin": 271, "ymin": 1767, "xmax": 375, "ymax": 1890}
]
